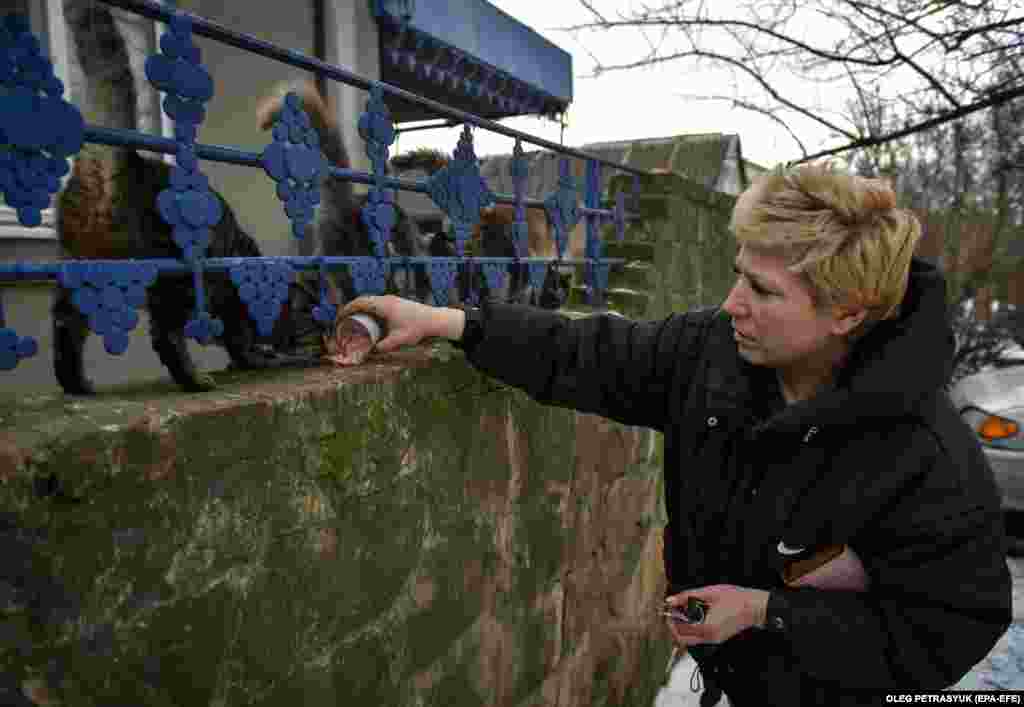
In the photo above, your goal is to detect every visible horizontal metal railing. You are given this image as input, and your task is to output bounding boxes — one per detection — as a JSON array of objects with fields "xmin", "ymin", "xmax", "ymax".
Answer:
[{"xmin": 0, "ymin": 0, "xmax": 650, "ymax": 376}]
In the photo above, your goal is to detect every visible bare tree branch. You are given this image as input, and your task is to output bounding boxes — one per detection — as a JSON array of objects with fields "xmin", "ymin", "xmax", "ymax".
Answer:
[
  {"xmin": 680, "ymin": 93, "xmax": 810, "ymax": 155},
  {"xmin": 577, "ymin": 0, "xmax": 609, "ymax": 24},
  {"xmin": 584, "ymin": 45, "xmax": 858, "ymax": 139},
  {"xmin": 560, "ymin": 16, "xmax": 900, "ymax": 67},
  {"xmin": 792, "ymin": 83, "xmax": 1024, "ymax": 163},
  {"xmin": 567, "ymin": 0, "xmax": 1022, "ymax": 163},
  {"xmin": 951, "ymin": 16, "xmax": 1024, "ymax": 47},
  {"xmin": 842, "ymin": 1, "xmax": 962, "ymax": 106}
]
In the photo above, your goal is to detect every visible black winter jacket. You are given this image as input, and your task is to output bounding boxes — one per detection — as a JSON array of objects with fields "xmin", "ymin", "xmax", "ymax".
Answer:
[{"xmin": 457, "ymin": 258, "xmax": 1012, "ymax": 705}]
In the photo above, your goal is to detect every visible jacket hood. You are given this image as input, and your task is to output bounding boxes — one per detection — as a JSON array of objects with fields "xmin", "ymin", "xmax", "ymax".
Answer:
[{"xmin": 758, "ymin": 257, "xmax": 955, "ymax": 436}]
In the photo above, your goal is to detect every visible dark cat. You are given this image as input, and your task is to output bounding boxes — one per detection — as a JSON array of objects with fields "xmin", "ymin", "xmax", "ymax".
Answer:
[
  {"xmin": 390, "ymin": 149, "xmax": 585, "ymax": 307},
  {"xmin": 53, "ymin": 3, "xmax": 322, "ymax": 394},
  {"xmin": 256, "ymin": 81, "xmax": 434, "ymax": 305}
]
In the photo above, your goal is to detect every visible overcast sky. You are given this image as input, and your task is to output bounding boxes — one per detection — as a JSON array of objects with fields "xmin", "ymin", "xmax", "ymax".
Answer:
[{"xmin": 400, "ymin": 0, "xmax": 847, "ymax": 169}]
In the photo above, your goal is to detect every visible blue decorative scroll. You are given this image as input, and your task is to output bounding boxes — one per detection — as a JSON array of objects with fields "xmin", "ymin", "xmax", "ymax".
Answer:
[
  {"xmin": 584, "ymin": 160, "xmax": 603, "ymax": 260},
  {"xmin": 0, "ymin": 2, "xmax": 640, "ymax": 377},
  {"xmin": 426, "ymin": 126, "xmax": 495, "ymax": 257},
  {"xmin": 427, "ymin": 261, "xmax": 457, "ymax": 306},
  {"xmin": 154, "ymin": 153, "xmax": 222, "ymax": 262},
  {"xmin": 544, "ymin": 158, "xmax": 581, "ymax": 259},
  {"xmin": 583, "ymin": 159, "xmax": 607, "ymax": 306},
  {"xmin": 481, "ymin": 263, "xmax": 506, "ymax": 294},
  {"xmin": 261, "ymin": 92, "xmax": 328, "ymax": 240},
  {"xmin": 510, "ymin": 140, "xmax": 529, "ymax": 258},
  {"xmin": 585, "ymin": 262, "xmax": 610, "ymax": 306},
  {"xmin": 527, "ymin": 263, "xmax": 547, "ymax": 291},
  {"xmin": 0, "ymin": 326, "xmax": 37, "ymax": 371},
  {"xmin": 147, "ymin": 14, "xmax": 218, "ymax": 261},
  {"xmin": 359, "ymin": 84, "xmax": 397, "ymax": 258},
  {"xmin": 509, "ymin": 139, "xmax": 529, "ymax": 297},
  {"xmin": 348, "ymin": 259, "xmax": 390, "ymax": 296},
  {"xmin": 614, "ymin": 190, "xmax": 626, "ymax": 242},
  {"xmin": 145, "ymin": 12, "xmax": 223, "ymax": 344},
  {"xmin": 312, "ymin": 259, "xmax": 337, "ymax": 325},
  {"xmin": 464, "ymin": 261, "xmax": 480, "ymax": 306},
  {"xmin": 0, "ymin": 13, "xmax": 84, "ymax": 228},
  {"xmin": 0, "ymin": 289, "xmax": 36, "ymax": 370},
  {"xmin": 360, "ymin": 188, "xmax": 397, "ymax": 260},
  {"xmin": 229, "ymin": 261, "xmax": 295, "ymax": 337},
  {"xmin": 58, "ymin": 263, "xmax": 158, "ymax": 355},
  {"xmin": 354, "ymin": 84, "xmax": 397, "ymax": 297}
]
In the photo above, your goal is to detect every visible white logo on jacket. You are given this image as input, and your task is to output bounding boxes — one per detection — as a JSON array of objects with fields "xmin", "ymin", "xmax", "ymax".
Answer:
[{"xmin": 777, "ymin": 541, "xmax": 807, "ymax": 556}]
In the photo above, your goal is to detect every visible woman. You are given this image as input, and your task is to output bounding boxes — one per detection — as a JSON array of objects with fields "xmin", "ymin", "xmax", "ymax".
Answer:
[{"xmin": 340, "ymin": 163, "xmax": 1012, "ymax": 705}]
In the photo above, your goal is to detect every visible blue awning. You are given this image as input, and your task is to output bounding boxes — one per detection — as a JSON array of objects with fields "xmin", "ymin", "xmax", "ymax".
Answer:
[{"xmin": 372, "ymin": 0, "xmax": 572, "ymax": 123}]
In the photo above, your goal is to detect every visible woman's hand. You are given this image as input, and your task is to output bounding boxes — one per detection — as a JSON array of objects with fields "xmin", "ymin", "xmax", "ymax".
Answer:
[
  {"xmin": 665, "ymin": 585, "xmax": 770, "ymax": 646},
  {"xmin": 339, "ymin": 295, "xmax": 465, "ymax": 353}
]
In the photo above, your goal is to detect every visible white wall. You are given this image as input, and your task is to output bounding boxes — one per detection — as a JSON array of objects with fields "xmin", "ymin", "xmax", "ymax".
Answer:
[
  {"xmin": 174, "ymin": 0, "xmax": 318, "ymax": 257},
  {"xmin": 323, "ymin": 0, "xmax": 381, "ymax": 188},
  {"xmin": 0, "ymin": 0, "xmax": 69, "ymax": 244}
]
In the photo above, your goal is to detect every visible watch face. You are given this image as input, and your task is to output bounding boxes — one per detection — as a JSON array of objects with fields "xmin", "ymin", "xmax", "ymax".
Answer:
[
  {"xmin": 766, "ymin": 592, "xmax": 789, "ymax": 631},
  {"xmin": 662, "ymin": 598, "xmax": 708, "ymax": 624}
]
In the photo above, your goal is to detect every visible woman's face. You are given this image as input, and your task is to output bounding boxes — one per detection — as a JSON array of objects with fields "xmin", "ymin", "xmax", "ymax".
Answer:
[{"xmin": 722, "ymin": 246, "xmax": 853, "ymax": 370}]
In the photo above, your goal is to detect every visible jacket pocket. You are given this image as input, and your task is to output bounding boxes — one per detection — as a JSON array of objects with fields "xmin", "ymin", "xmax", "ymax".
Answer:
[{"xmin": 779, "ymin": 543, "xmax": 871, "ymax": 592}]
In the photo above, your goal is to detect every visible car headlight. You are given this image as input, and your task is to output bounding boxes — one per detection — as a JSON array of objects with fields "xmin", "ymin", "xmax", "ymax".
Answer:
[{"xmin": 962, "ymin": 406, "xmax": 1021, "ymax": 443}]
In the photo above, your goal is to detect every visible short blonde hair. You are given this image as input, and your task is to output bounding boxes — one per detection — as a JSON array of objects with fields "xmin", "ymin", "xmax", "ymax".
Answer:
[{"xmin": 730, "ymin": 162, "xmax": 921, "ymax": 340}]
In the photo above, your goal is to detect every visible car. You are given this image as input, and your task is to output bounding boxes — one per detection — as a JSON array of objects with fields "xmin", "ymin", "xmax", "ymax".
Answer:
[
  {"xmin": 949, "ymin": 356, "xmax": 1024, "ymax": 554},
  {"xmin": 951, "ymin": 364, "xmax": 1024, "ymax": 510}
]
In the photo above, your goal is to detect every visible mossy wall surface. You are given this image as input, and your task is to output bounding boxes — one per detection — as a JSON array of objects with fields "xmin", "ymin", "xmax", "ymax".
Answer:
[
  {"xmin": 0, "ymin": 173, "xmax": 729, "ymax": 706},
  {"xmin": 0, "ymin": 345, "xmax": 669, "ymax": 707}
]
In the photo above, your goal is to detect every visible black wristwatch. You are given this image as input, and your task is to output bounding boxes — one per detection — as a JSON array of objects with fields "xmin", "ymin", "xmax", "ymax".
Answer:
[
  {"xmin": 764, "ymin": 591, "xmax": 791, "ymax": 632},
  {"xmin": 456, "ymin": 305, "xmax": 485, "ymax": 352}
]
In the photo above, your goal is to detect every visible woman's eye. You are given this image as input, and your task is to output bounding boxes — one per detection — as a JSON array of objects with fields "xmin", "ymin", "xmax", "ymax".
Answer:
[{"xmin": 734, "ymin": 267, "xmax": 769, "ymax": 296}]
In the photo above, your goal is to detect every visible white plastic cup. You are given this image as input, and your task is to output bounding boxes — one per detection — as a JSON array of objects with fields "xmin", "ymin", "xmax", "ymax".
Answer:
[{"xmin": 347, "ymin": 313, "xmax": 383, "ymax": 347}]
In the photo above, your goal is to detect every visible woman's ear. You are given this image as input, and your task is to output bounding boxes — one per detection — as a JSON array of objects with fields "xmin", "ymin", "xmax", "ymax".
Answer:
[{"xmin": 831, "ymin": 303, "xmax": 868, "ymax": 337}]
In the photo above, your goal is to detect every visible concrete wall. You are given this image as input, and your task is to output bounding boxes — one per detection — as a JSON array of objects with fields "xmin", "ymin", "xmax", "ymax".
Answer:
[{"xmin": 0, "ymin": 347, "xmax": 668, "ymax": 707}]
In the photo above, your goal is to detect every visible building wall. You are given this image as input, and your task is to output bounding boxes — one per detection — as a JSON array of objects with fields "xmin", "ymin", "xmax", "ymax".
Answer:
[
  {"xmin": 0, "ymin": 0, "xmax": 68, "ymax": 250},
  {"xmin": 173, "ymin": 0, "xmax": 318, "ymax": 257},
  {"xmin": 322, "ymin": 0, "xmax": 381, "ymax": 186}
]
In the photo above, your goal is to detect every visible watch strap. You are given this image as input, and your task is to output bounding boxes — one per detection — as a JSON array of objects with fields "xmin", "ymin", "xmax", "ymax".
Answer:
[
  {"xmin": 764, "ymin": 590, "xmax": 791, "ymax": 633},
  {"xmin": 454, "ymin": 304, "xmax": 484, "ymax": 352}
]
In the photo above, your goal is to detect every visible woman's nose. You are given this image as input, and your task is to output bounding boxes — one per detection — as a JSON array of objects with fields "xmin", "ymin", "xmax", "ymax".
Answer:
[{"xmin": 722, "ymin": 283, "xmax": 745, "ymax": 317}]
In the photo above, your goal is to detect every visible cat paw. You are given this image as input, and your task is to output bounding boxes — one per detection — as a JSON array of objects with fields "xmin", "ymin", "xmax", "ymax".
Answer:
[
  {"xmin": 181, "ymin": 372, "xmax": 216, "ymax": 392},
  {"xmin": 58, "ymin": 378, "xmax": 96, "ymax": 396},
  {"xmin": 55, "ymin": 368, "xmax": 95, "ymax": 395}
]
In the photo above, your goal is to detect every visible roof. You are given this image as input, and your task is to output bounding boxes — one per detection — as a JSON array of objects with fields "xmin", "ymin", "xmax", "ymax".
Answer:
[
  {"xmin": 580, "ymin": 133, "xmax": 745, "ymax": 193},
  {"xmin": 475, "ymin": 132, "xmax": 748, "ymax": 200},
  {"xmin": 391, "ymin": 133, "xmax": 749, "ymax": 219},
  {"xmin": 373, "ymin": 0, "xmax": 572, "ymax": 122}
]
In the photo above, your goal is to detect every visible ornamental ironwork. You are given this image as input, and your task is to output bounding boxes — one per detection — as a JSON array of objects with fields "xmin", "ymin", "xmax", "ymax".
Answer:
[{"xmin": 0, "ymin": 0, "xmax": 645, "ymax": 381}]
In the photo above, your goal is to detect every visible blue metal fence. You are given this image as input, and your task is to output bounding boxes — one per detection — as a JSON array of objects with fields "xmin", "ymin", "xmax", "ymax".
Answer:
[{"xmin": 0, "ymin": 0, "xmax": 646, "ymax": 373}]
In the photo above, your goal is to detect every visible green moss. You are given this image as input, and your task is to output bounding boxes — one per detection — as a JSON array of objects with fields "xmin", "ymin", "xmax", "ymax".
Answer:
[
  {"xmin": 425, "ymin": 669, "xmax": 485, "ymax": 707},
  {"xmin": 614, "ymin": 638, "xmax": 673, "ymax": 707},
  {"xmin": 509, "ymin": 608, "xmax": 551, "ymax": 704},
  {"xmin": 590, "ymin": 651, "xmax": 621, "ymax": 707},
  {"xmin": 404, "ymin": 579, "xmax": 479, "ymax": 674},
  {"xmin": 330, "ymin": 631, "xmax": 404, "ymax": 705},
  {"xmin": 0, "ymin": 331, "xmax": 674, "ymax": 705}
]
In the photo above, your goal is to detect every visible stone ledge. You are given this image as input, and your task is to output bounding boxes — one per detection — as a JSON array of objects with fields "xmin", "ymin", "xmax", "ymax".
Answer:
[
  {"xmin": 0, "ymin": 343, "xmax": 448, "ymax": 483},
  {"xmin": 0, "ymin": 332, "xmax": 670, "ymax": 707}
]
